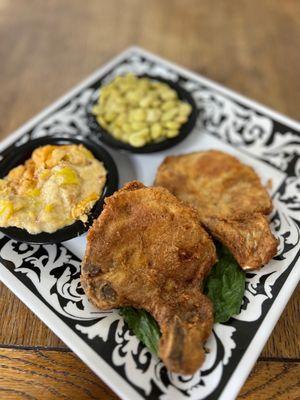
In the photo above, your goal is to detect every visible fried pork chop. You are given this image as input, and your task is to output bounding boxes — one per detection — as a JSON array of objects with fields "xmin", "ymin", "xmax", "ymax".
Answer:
[
  {"xmin": 81, "ymin": 181, "xmax": 216, "ymax": 374},
  {"xmin": 155, "ymin": 150, "xmax": 278, "ymax": 270}
]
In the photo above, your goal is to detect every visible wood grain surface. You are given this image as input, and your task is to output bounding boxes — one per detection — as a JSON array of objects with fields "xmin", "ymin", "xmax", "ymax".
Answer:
[
  {"xmin": 0, "ymin": 0, "xmax": 299, "ymax": 399},
  {"xmin": 0, "ymin": 349, "xmax": 299, "ymax": 400}
]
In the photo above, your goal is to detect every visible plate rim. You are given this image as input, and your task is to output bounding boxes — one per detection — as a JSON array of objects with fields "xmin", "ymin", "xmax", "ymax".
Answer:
[{"xmin": 0, "ymin": 46, "xmax": 299, "ymax": 400}]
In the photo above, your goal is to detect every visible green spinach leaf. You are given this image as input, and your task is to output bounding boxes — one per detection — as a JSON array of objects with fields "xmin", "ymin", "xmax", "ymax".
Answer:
[
  {"xmin": 204, "ymin": 244, "xmax": 246, "ymax": 323},
  {"xmin": 119, "ymin": 307, "xmax": 161, "ymax": 354}
]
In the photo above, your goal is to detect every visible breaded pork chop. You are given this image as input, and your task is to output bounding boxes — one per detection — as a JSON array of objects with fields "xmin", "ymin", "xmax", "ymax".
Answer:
[
  {"xmin": 155, "ymin": 150, "xmax": 278, "ymax": 270},
  {"xmin": 81, "ymin": 181, "xmax": 216, "ymax": 375}
]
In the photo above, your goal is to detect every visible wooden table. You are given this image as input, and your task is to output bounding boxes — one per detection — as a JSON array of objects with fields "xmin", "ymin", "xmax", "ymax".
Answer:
[{"xmin": 0, "ymin": 0, "xmax": 299, "ymax": 398}]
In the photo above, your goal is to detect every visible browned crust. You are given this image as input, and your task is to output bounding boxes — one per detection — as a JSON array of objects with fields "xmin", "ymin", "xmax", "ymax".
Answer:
[
  {"xmin": 202, "ymin": 214, "xmax": 278, "ymax": 269},
  {"xmin": 82, "ymin": 181, "xmax": 216, "ymax": 375},
  {"xmin": 155, "ymin": 150, "xmax": 278, "ymax": 269}
]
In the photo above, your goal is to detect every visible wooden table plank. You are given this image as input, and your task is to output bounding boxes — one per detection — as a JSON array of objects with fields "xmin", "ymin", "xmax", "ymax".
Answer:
[
  {"xmin": 0, "ymin": 348, "xmax": 118, "ymax": 400},
  {"xmin": 0, "ymin": 283, "xmax": 64, "ymax": 349},
  {"xmin": 238, "ymin": 360, "xmax": 300, "ymax": 399},
  {"xmin": 0, "ymin": 348, "xmax": 299, "ymax": 400}
]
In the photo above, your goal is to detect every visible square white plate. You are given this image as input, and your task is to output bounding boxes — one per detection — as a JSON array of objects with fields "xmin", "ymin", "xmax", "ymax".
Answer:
[{"xmin": 0, "ymin": 47, "xmax": 299, "ymax": 400}]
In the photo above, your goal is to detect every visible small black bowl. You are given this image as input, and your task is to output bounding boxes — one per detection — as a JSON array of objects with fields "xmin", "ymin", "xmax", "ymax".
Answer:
[
  {"xmin": 0, "ymin": 136, "xmax": 119, "ymax": 244},
  {"xmin": 87, "ymin": 75, "xmax": 198, "ymax": 153}
]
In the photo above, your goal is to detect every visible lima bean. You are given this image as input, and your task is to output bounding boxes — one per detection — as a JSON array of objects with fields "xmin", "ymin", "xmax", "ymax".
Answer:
[{"xmin": 93, "ymin": 74, "xmax": 192, "ymax": 147}]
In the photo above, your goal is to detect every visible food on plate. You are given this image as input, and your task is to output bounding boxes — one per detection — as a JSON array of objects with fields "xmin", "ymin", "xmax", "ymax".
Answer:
[
  {"xmin": 81, "ymin": 181, "xmax": 217, "ymax": 375},
  {"xmin": 0, "ymin": 144, "xmax": 107, "ymax": 234},
  {"xmin": 155, "ymin": 150, "xmax": 278, "ymax": 270},
  {"xmin": 81, "ymin": 151, "xmax": 276, "ymax": 372},
  {"xmin": 120, "ymin": 243, "xmax": 245, "ymax": 357},
  {"xmin": 120, "ymin": 307, "xmax": 161, "ymax": 355},
  {"xmin": 92, "ymin": 74, "xmax": 192, "ymax": 147},
  {"xmin": 204, "ymin": 243, "xmax": 245, "ymax": 323}
]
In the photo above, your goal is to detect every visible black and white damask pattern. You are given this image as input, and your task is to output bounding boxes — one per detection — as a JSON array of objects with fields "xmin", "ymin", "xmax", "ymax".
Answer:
[{"xmin": 0, "ymin": 50, "xmax": 299, "ymax": 400}]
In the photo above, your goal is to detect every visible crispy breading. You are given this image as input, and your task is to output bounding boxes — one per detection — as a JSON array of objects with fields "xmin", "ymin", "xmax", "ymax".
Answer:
[
  {"xmin": 81, "ymin": 181, "xmax": 217, "ymax": 375},
  {"xmin": 155, "ymin": 150, "xmax": 278, "ymax": 270}
]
